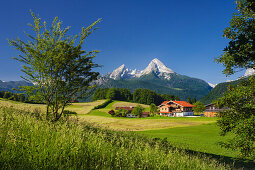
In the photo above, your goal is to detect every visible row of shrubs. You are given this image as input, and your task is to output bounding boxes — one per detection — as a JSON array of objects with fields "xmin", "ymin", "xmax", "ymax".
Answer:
[
  {"xmin": 0, "ymin": 104, "xmax": 230, "ymax": 169},
  {"xmin": 92, "ymin": 99, "xmax": 113, "ymax": 110}
]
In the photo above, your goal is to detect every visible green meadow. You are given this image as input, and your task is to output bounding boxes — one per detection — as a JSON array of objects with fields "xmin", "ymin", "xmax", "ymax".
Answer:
[
  {"xmin": 0, "ymin": 100, "xmax": 231, "ymax": 169},
  {"xmin": 136, "ymin": 123, "xmax": 237, "ymax": 158},
  {"xmin": 0, "ymin": 99, "xmax": 254, "ymax": 169}
]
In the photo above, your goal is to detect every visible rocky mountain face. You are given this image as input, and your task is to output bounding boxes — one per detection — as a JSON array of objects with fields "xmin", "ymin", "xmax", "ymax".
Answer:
[
  {"xmin": 106, "ymin": 58, "xmax": 175, "ymax": 80},
  {"xmin": 97, "ymin": 58, "xmax": 212, "ymax": 100}
]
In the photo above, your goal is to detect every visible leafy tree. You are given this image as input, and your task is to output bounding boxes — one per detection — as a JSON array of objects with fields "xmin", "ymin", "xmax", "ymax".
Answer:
[
  {"xmin": 133, "ymin": 88, "xmax": 163, "ymax": 105},
  {"xmin": 119, "ymin": 88, "xmax": 132, "ymax": 101},
  {"xmin": 8, "ymin": 12, "xmax": 101, "ymax": 120},
  {"xmin": 215, "ymin": 0, "xmax": 255, "ymax": 158},
  {"xmin": 191, "ymin": 97, "xmax": 197, "ymax": 104},
  {"xmin": 215, "ymin": 0, "xmax": 255, "ymax": 75},
  {"xmin": 93, "ymin": 88, "xmax": 109, "ymax": 101},
  {"xmin": 187, "ymin": 97, "xmax": 191, "ymax": 104},
  {"xmin": 149, "ymin": 103, "xmax": 159, "ymax": 116},
  {"xmin": 131, "ymin": 105, "xmax": 144, "ymax": 118},
  {"xmin": 3, "ymin": 92, "xmax": 12, "ymax": 99},
  {"xmin": 216, "ymin": 77, "xmax": 255, "ymax": 158},
  {"xmin": 18, "ymin": 94, "xmax": 26, "ymax": 102},
  {"xmin": 175, "ymin": 96, "xmax": 180, "ymax": 101},
  {"xmin": 13, "ymin": 94, "xmax": 19, "ymax": 101},
  {"xmin": 193, "ymin": 101, "xmax": 205, "ymax": 113},
  {"xmin": 106, "ymin": 88, "xmax": 120, "ymax": 100},
  {"xmin": 0, "ymin": 91, "xmax": 5, "ymax": 98}
]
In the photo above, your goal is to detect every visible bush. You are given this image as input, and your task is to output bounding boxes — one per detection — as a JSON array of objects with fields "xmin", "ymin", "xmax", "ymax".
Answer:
[
  {"xmin": 93, "ymin": 99, "xmax": 113, "ymax": 110},
  {"xmin": 63, "ymin": 110, "xmax": 77, "ymax": 115}
]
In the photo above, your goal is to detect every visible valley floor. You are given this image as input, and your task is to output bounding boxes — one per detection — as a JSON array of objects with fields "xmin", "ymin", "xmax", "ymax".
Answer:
[{"xmin": 0, "ymin": 99, "xmax": 254, "ymax": 169}]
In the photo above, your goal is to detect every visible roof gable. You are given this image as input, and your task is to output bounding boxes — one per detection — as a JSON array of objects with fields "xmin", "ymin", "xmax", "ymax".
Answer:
[{"xmin": 159, "ymin": 101, "xmax": 194, "ymax": 107}]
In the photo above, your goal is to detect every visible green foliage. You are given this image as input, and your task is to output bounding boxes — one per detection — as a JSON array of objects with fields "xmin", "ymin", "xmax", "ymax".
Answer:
[
  {"xmin": 132, "ymin": 105, "xmax": 145, "ymax": 118},
  {"xmin": 3, "ymin": 91, "xmax": 12, "ymax": 99},
  {"xmin": 214, "ymin": 0, "xmax": 255, "ymax": 159},
  {"xmin": 106, "ymin": 88, "xmax": 121, "ymax": 100},
  {"xmin": 8, "ymin": 12, "xmax": 101, "ymax": 120},
  {"xmin": 0, "ymin": 91, "xmax": 5, "ymax": 98},
  {"xmin": 200, "ymin": 79, "xmax": 242, "ymax": 105},
  {"xmin": 0, "ymin": 105, "xmax": 229, "ymax": 169},
  {"xmin": 216, "ymin": 77, "xmax": 255, "ymax": 158},
  {"xmin": 193, "ymin": 101, "xmax": 205, "ymax": 113},
  {"xmin": 191, "ymin": 97, "xmax": 197, "ymax": 104},
  {"xmin": 187, "ymin": 97, "xmax": 192, "ymax": 104},
  {"xmin": 215, "ymin": 0, "xmax": 255, "ymax": 75},
  {"xmin": 133, "ymin": 88, "xmax": 163, "ymax": 105},
  {"xmin": 93, "ymin": 99, "xmax": 113, "ymax": 110},
  {"xmin": 114, "ymin": 109, "xmax": 129, "ymax": 117},
  {"xmin": 149, "ymin": 103, "xmax": 159, "ymax": 116},
  {"xmin": 92, "ymin": 88, "xmax": 109, "ymax": 101},
  {"xmin": 63, "ymin": 110, "xmax": 77, "ymax": 115}
]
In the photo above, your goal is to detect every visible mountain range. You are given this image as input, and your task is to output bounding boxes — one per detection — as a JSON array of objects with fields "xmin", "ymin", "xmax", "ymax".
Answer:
[
  {"xmin": 96, "ymin": 58, "xmax": 213, "ymax": 100},
  {"xmin": 0, "ymin": 80, "xmax": 33, "ymax": 92}
]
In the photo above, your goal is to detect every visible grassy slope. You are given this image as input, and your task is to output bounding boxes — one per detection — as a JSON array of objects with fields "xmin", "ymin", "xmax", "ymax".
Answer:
[
  {"xmin": 136, "ymin": 123, "xmax": 237, "ymax": 158},
  {"xmin": 66, "ymin": 100, "xmax": 106, "ymax": 114},
  {"xmin": 0, "ymin": 102, "xmax": 231, "ymax": 169}
]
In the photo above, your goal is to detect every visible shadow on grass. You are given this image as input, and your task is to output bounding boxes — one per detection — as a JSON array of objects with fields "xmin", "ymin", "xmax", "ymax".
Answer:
[
  {"xmin": 183, "ymin": 148, "xmax": 254, "ymax": 169},
  {"xmin": 154, "ymin": 137, "xmax": 255, "ymax": 169}
]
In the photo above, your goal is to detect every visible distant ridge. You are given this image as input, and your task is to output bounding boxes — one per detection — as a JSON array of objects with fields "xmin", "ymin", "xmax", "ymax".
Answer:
[{"xmin": 0, "ymin": 80, "xmax": 33, "ymax": 92}]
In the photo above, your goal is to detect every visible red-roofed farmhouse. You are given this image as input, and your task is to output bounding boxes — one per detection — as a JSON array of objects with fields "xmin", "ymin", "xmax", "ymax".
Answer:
[{"xmin": 158, "ymin": 101, "xmax": 194, "ymax": 117}]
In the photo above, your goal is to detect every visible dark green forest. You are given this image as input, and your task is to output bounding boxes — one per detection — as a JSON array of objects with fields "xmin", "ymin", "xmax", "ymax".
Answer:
[{"xmin": 93, "ymin": 87, "xmax": 180, "ymax": 105}]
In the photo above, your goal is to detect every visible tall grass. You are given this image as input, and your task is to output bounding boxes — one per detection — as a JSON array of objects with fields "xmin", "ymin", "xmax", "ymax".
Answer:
[{"xmin": 0, "ymin": 104, "xmax": 230, "ymax": 169}]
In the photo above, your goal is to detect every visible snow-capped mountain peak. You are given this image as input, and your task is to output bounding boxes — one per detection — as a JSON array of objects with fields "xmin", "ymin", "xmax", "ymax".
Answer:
[
  {"xmin": 107, "ymin": 58, "xmax": 175, "ymax": 80},
  {"xmin": 140, "ymin": 58, "xmax": 174, "ymax": 80},
  {"xmin": 109, "ymin": 64, "xmax": 127, "ymax": 79},
  {"xmin": 141, "ymin": 58, "xmax": 174, "ymax": 75}
]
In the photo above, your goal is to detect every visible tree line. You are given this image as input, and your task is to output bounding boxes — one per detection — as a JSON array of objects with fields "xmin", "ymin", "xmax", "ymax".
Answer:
[
  {"xmin": 93, "ymin": 88, "xmax": 180, "ymax": 105},
  {"xmin": 0, "ymin": 91, "xmax": 43, "ymax": 104}
]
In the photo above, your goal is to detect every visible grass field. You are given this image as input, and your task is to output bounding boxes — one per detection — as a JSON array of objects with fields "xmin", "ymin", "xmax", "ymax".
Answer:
[
  {"xmin": 136, "ymin": 123, "xmax": 237, "ymax": 158},
  {"xmin": 80, "ymin": 109, "xmax": 217, "ymax": 131},
  {"xmin": 66, "ymin": 100, "xmax": 106, "ymax": 114},
  {"xmin": 0, "ymin": 99, "xmax": 254, "ymax": 168},
  {"xmin": 0, "ymin": 102, "xmax": 231, "ymax": 169}
]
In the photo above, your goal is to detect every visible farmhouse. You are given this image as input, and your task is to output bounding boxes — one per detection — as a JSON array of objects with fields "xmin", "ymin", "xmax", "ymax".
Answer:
[
  {"xmin": 203, "ymin": 103, "xmax": 227, "ymax": 117},
  {"xmin": 158, "ymin": 101, "xmax": 194, "ymax": 117}
]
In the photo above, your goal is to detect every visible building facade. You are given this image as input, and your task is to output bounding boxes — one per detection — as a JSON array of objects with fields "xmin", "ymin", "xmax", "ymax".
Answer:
[{"xmin": 159, "ymin": 101, "xmax": 194, "ymax": 117}]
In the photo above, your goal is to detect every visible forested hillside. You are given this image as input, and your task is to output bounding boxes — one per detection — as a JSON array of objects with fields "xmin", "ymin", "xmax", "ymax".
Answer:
[
  {"xmin": 0, "ymin": 80, "xmax": 33, "ymax": 92},
  {"xmin": 99, "ymin": 73, "xmax": 212, "ymax": 100},
  {"xmin": 200, "ymin": 79, "xmax": 244, "ymax": 104}
]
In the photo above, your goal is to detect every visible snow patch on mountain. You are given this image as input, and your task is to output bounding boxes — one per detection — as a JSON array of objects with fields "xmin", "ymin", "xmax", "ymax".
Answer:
[
  {"xmin": 243, "ymin": 68, "xmax": 255, "ymax": 77},
  {"xmin": 208, "ymin": 82, "xmax": 216, "ymax": 88}
]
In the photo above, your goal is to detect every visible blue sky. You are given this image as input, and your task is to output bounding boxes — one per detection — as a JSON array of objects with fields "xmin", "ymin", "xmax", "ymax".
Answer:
[{"xmin": 0, "ymin": 0, "xmax": 244, "ymax": 84}]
